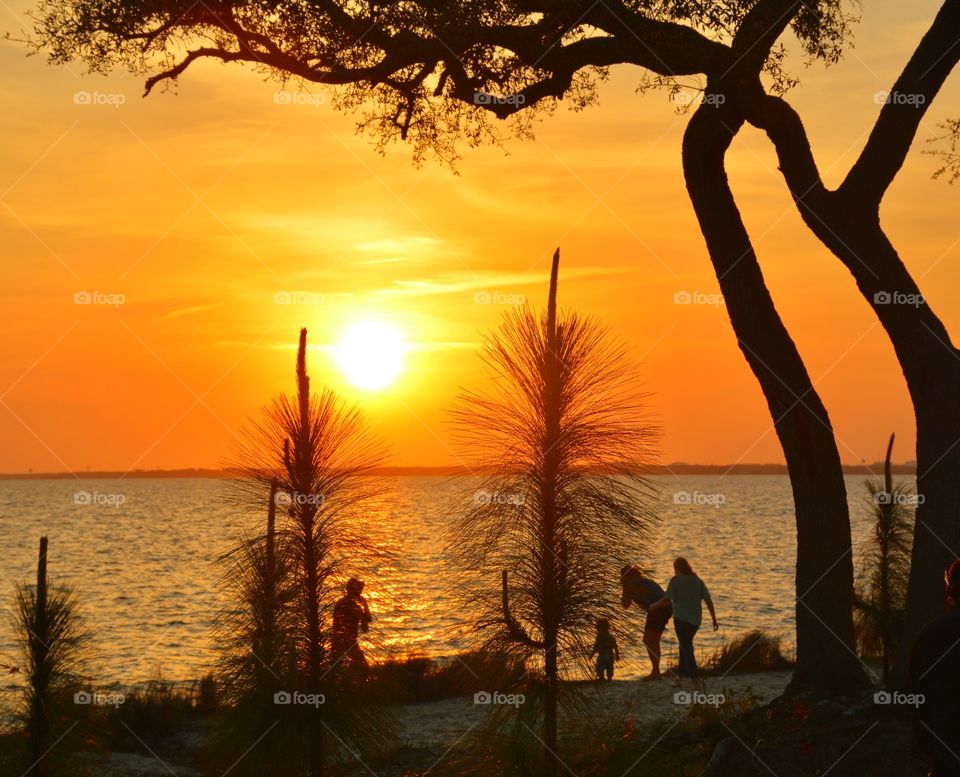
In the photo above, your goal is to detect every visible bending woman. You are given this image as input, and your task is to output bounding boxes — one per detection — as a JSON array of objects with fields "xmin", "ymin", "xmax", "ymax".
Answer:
[{"xmin": 651, "ymin": 557, "xmax": 718, "ymax": 689}]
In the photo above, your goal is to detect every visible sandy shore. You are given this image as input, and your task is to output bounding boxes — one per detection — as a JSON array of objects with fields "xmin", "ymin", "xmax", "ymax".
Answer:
[
  {"xmin": 96, "ymin": 670, "xmax": 793, "ymax": 774},
  {"xmin": 399, "ymin": 670, "xmax": 793, "ymax": 750}
]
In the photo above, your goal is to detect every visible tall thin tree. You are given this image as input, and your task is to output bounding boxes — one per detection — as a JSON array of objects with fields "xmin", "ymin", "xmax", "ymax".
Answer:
[
  {"xmin": 448, "ymin": 249, "xmax": 659, "ymax": 777},
  {"xmin": 231, "ymin": 328, "xmax": 390, "ymax": 777},
  {"xmin": 14, "ymin": 536, "xmax": 87, "ymax": 776},
  {"xmin": 854, "ymin": 434, "xmax": 915, "ymax": 686},
  {"xmin": 216, "ymin": 478, "xmax": 296, "ymax": 775}
]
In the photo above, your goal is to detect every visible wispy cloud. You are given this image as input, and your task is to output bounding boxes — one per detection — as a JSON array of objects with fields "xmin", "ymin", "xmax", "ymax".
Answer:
[
  {"xmin": 154, "ymin": 303, "xmax": 223, "ymax": 323},
  {"xmin": 374, "ymin": 266, "xmax": 623, "ymax": 299},
  {"xmin": 353, "ymin": 236, "xmax": 444, "ymax": 264}
]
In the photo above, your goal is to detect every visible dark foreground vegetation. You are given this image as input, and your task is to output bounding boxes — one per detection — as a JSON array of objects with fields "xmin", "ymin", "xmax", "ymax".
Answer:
[{"xmin": 0, "ymin": 645, "xmax": 930, "ymax": 777}]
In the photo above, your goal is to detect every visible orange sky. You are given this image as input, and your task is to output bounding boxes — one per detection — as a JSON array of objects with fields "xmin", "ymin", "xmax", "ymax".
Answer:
[{"xmin": 1, "ymin": 1, "xmax": 958, "ymax": 472}]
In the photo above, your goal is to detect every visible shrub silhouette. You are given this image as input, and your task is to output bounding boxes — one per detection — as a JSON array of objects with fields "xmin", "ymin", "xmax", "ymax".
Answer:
[{"xmin": 854, "ymin": 433, "xmax": 914, "ymax": 686}]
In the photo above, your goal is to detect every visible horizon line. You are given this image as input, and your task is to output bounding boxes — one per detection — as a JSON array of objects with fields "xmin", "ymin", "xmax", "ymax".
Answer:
[{"xmin": 0, "ymin": 461, "xmax": 919, "ymax": 479}]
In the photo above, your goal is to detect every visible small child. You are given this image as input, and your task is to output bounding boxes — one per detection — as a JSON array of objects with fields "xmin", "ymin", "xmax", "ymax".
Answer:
[{"xmin": 590, "ymin": 618, "xmax": 620, "ymax": 681}]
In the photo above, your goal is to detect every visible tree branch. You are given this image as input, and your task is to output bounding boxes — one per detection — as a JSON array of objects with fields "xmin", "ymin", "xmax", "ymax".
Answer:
[
  {"xmin": 841, "ymin": 0, "xmax": 960, "ymax": 207},
  {"xmin": 502, "ymin": 570, "xmax": 544, "ymax": 649}
]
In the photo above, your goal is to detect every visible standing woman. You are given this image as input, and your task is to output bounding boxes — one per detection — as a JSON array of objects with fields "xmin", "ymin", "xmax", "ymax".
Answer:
[{"xmin": 653, "ymin": 557, "xmax": 718, "ymax": 689}]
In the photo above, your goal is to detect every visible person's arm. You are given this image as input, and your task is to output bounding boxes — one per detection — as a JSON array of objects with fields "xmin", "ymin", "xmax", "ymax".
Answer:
[
  {"xmin": 360, "ymin": 597, "xmax": 372, "ymax": 632},
  {"xmin": 589, "ymin": 636, "xmax": 598, "ymax": 658},
  {"xmin": 621, "ymin": 584, "xmax": 631, "ymax": 609},
  {"xmin": 613, "ymin": 637, "xmax": 620, "ymax": 661},
  {"xmin": 651, "ymin": 578, "xmax": 673, "ymax": 612},
  {"xmin": 702, "ymin": 581, "xmax": 719, "ymax": 630}
]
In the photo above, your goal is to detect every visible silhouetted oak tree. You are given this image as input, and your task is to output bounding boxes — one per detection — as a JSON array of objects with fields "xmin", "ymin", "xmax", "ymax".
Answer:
[{"xmin": 24, "ymin": 0, "xmax": 872, "ymax": 693}]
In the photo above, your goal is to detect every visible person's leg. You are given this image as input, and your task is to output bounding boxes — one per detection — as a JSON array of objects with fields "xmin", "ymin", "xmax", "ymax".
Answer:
[
  {"xmin": 673, "ymin": 621, "xmax": 685, "ymax": 678},
  {"xmin": 675, "ymin": 619, "xmax": 695, "ymax": 679},
  {"xmin": 642, "ymin": 621, "xmax": 662, "ymax": 678},
  {"xmin": 684, "ymin": 622, "xmax": 701, "ymax": 683}
]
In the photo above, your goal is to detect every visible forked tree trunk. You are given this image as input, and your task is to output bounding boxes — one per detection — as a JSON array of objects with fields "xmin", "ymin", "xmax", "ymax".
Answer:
[
  {"xmin": 748, "ymin": 1, "xmax": 960, "ymax": 681},
  {"xmin": 683, "ymin": 93, "xmax": 867, "ymax": 695},
  {"xmin": 784, "ymin": 218, "xmax": 960, "ymax": 681}
]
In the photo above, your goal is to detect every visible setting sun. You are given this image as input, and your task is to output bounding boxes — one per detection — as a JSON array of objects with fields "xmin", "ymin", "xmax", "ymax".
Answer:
[{"xmin": 332, "ymin": 321, "xmax": 406, "ymax": 390}]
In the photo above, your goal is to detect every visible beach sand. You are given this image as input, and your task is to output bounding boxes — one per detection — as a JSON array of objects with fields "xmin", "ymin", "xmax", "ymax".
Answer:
[
  {"xmin": 399, "ymin": 670, "xmax": 793, "ymax": 749},
  {"xmin": 96, "ymin": 670, "xmax": 793, "ymax": 774}
]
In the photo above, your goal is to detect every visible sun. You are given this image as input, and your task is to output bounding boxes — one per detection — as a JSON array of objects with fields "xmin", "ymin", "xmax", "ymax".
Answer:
[{"xmin": 333, "ymin": 321, "xmax": 405, "ymax": 390}]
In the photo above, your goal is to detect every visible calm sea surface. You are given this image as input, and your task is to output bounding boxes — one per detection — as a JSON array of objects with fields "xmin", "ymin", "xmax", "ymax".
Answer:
[{"xmin": 0, "ymin": 475, "xmax": 895, "ymax": 689}]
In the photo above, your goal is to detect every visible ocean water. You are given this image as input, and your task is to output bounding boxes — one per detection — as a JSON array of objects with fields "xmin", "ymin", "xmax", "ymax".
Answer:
[{"xmin": 0, "ymin": 474, "xmax": 891, "ymax": 689}]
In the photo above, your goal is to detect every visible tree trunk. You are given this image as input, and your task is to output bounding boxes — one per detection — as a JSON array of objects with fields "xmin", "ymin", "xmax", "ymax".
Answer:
[
  {"xmin": 811, "ymin": 222, "xmax": 960, "ymax": 681},
  {"xmin": 292, "ymin": 329, "xmax": 325, "ymax": 777},
  {"xmin": 757, "ymin": 175, "xmax": 960, "ymax": 681},
  {"xmin": 31, "ymin": 536, "xmax": 50, "ymax": 774},
  {"xmin": 539, "ymin": 249, "xmax": 562, "ymax": 777},
  {"xmin": 683, "ymin": 94, "xmax": 867, "ymax": 695},
  {"xmin": 747, "ymin": 1, "xmax": 960, "ymax": 682}
]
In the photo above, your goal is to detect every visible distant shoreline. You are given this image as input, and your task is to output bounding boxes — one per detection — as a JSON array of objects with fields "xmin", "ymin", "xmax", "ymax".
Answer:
[{"xmin": 0, "ymin": 462, "xmax": 918, "ymax": 479}]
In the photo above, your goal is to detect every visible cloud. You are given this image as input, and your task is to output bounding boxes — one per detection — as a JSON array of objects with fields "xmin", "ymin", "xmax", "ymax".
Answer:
[
  {"xmin": 154, "ymin": 303, "xmax": 223, "ymax": 323},
  {"xmin": 374, "ymin": 266, "xmax": 624, "ymax": 299}
]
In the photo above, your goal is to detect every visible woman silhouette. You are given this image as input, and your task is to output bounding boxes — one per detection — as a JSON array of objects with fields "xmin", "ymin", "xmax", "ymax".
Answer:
[{"xmin": 651, "ymin": 557, "xmax": 718, "ymax": 689}]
